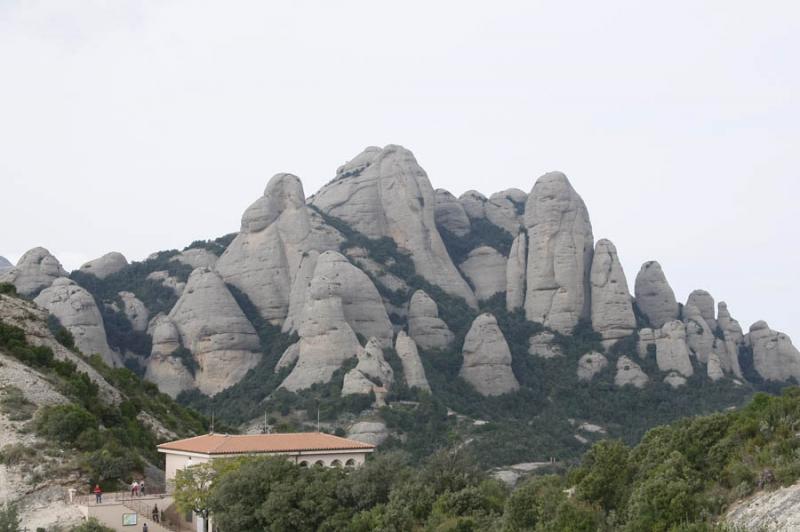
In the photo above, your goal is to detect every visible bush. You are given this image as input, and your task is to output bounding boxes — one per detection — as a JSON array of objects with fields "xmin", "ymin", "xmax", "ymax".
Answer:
[
  {"xmin": 0, "ymin": 283, "xmax": 18, "ymax": 296},
  {"xmin": 0, "ymin": 385, "xmax": 36, "ymax": 421},
  {"xmin": 35, "ymin": 404, "xmax": 98, "ymax": 444}
]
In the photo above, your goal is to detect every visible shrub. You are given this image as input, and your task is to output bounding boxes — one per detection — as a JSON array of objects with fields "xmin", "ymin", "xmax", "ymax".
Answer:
[{"xmin": 35, "ymin": 404, "xmax": 98, "ymax": 444}]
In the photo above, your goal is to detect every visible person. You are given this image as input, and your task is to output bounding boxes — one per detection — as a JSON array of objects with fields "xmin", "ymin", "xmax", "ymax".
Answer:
[
  {"xmin": 143, "ymin": 523, "xmax": 148, "ymax": 532},
  {"xmin": 140, "ymin": 479, "xmax": 146, "ymax": 496},
  {"xmin": 131, "ymin": 480, "xmax": 139, "ymax": 497},
  {"xmin": 152, "ymin": 504, "xmax": 159, "ymax": 523},
  {"xmin": 93, "ymin": 484, "xmax": 102, "ymax": 504}
]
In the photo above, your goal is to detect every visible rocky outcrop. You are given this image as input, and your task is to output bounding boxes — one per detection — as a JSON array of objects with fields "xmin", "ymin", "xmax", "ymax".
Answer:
[
  {"xmin": 275, "ymin": 343, "xmax": 300, "ymax": 371},
  {"xmin": 634, "ymin": 261, "xmax": 679, "ymax": 328},
  {"xmin": 283, "ymin": 251, "xmax": 393, "ymax": 348},
  {"xmin": 342, "ymin": 338, "xmax": 394, "ymax": 396},
  {"xmin": 590, "ymin": 239, "xmax": 635, "ymax": 345},
  {"xmin": 577, "ymin": 352, "xmax": 608, "ymax": 382},
  {"xmin": 746, "ymin": 321, "xmax": 800, "ymax": 382},
  {"xmin": 172, "ymin": 248, "xmax": 219, "ymax": 269},
  {"xmin": 146, "ymin": 271, "xmax": 186, "ymax": 296},
  {"xmin": 0, "ymin": 256, "xmax": 12, "ymax": 274},
  {"xmin": 528, "ymin": 331, "xmax": 562, "ymax": 358},
  {"xmin": 707, "ymin": 352, "xmax": 725, "ymax": 381},
  {"xmin": 79, "ymin": 252, "xmax": 128, "ymax": 279},
  {"xmin": 311, "ymin": 145, "xmax": 477, "ymax": 307},
  {"xmin": 458, "ymin": 246, "xmax": 507, "ymax": 301},
  {"xmin": 33, "ymin": 278, "xmax": 121, "ymax": 366},
  {"xmin": 216, "ymin": 173, "xmax": 342, "ymax": 324},
  {"xmin": 168, "ymin": 268, "xmax": 260, "ymax": 395},
  {"xmin": 0, "ymin": 247, "xmax": 67, "ymax": 296},
  {"xmin": 664, "ymin": 372, "xmax": 687, "ymax": 388},
  {"xmin": 524, "ymin": 172, "xmax": 594, "ymax": 333},
  {"xmin": 714, "ymin": 302, "xmax": 744, "ymax": 378},
  {"xmin": 407, "ymin": 289, "xmax": 454, "ymax": 351},
  {"xmin": 118, "ymin": 291, "xmax": 149, "ymax": 332},
  {"xmin": 726, "ymin": 479, "xmax": 800, "ymax": 531},
  {"xmin": 459, "ymin": 190, "xmax": 488, "ymax": 221},
  {"xmin": 639, "ymin": 321, "xmax": 694, "ymax": 377},
  {"xmin": 146, "ymin": 313, "xmax": 181, "ymax": 356},
  {"xmin": 485, "ymin": 189, "xmax": 527, "ymax": 234},
  {"xmin": 347, "ymin": 421, "xmax": 389, "ymax": 446},
  {"xmin": 615, "ymin": 356, "xmax": 649, "ymax": 388},
  {"xmin": 144, "ymin": 351, "xmax": 195, "ymax": 398},
  {"xmin": 459, "ymin": 313, "xmax": 519, "ymax": 396},
  {"xmin": 395, "ymin": 331, "xmax": 431, "ymax": 392},
  {"xmin": 505, "ymin": 232, "xmax": 527, "ymax": 311},
  {"xmin": 683, "ymin": 304, "xmax": 713, "ymax": 364},
  {"xmin": 686, "ymin": 289, "xmax": 716, "ymax": 331},
  {"xmin": 434, "ymin": 189, "xmax": 471, "ymax": 237}
]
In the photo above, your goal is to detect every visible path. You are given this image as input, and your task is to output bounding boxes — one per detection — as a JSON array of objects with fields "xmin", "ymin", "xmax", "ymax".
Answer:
[{"xmin": 73, "ymin": 492, "xmax": 185, "ymax": 532}]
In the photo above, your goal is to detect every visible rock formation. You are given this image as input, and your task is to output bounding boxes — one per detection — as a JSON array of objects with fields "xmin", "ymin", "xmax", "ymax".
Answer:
[
  {"xmin": 707, "ymin": 352, "xmax": 725, "ymax": 381},
  {"xmin": 172, "ymin": 248, "xmax": 219, "ymax": 269},
  {"xmin": 639, "ymin": 321, "xmax": 694, "ymax": 377},
  {"xmin": 590, "ymin": 239, "xmax": 635, "ymax": 345},
  {"xmin": 283, "ymin": 251, "xmax": 393, "ymax": 348},
  {"xmin": 485, "ymin": 189, "xmax": 527, "ymax": 234},
  {"xmin": 664, "ymin": 372, "xmax": 687, "ymax": 388},
  {"xmin": 634, "ymin": 261, "xmax": 679, "ymax": 328},
  {"xmin": 528, "ymin": 331, "xmax": 562, "ymax": 358},
  {"xmin": 147, "ymin": 313, "xmax": 181, "ymax": 356},
  {"xmin": 33, "ymin": 278, "xmax": 121, "ymax": 366},
  {"xmin": 311, "ymin": 145, "xmax": 477, "ymax": 307},
  {"xmin": 684, "ymin": 304, "xmax": 713, "ymax": 364},
  {"xmin": 0, "ymin": 247, "xmax": 67, "ymax": 296},
  {"xmin": 118, "ymin": 291, "xmax": 149, "ymax": 332},
  {"xmin": 615, "ymin": 356, "xmax": 649, "ymax": 388},
  {"xmin": 524, "ymin": 172, "xmax": 594, "ymax": 333},
  {"xmin": 577, "ymin": 352, "xmax": 608, "ymax": 382},
  {"xmin": 0, "ymin": 256, "xmax": 12, "ymax": 274},
  {"xmin": 459, "ymin": 313, "xmax": 519, "ymax": 396},
  {"xmin": 434, "ymin": 189, "xmax": 471, "ymax": 237},
  {"xmin": 216, "ymin": 173, "xmax": 342, "ymax": 324},
  {"xmin": 407, "ymin": 289, "xmax": 454, "ymax": 351},
  {"xmin": 167, "ymin": 267, "xmax": 261, "ymax": 395},
  {"xmin": 714, "ymin": 302, "xmax": 744, "ymax": 378},
  {"xmin": 342, "ymin": 338, "xmax": 394, "ymax": 396},
  {"xmin": 505, "ymin": 232, "xmax": 527, "ymax": 311},
  {"xmin": 746, "ymin": 321, "xmax": 800, "ymax": 382},
  {"xmin": 79, "ymin": 252, "xmax": 128, "ymax": 279},
  {"xmin": 275, "ymin": 343, "xmax": 300, "ymax": 371},
  {"xmin": 458, "ymin": 246, "xmax": 507, "ymax": 301},
  {"xmin": 146, "ymin": 271, "xmax": 186, "ymax": 296},
  {"xmin": 686, "ymin": 289, "xmax": 716, "ymax": 331},
  {"xmin": 347, "ymin": 421, "xmax": 389, "ymax": 446},
  {"xmin": 395, "ymin": 331, "xmax": 431, "ymax": 392},
  {"xmin": 459, "ymin": 190, "xmax": 488, "ymax": 221}
]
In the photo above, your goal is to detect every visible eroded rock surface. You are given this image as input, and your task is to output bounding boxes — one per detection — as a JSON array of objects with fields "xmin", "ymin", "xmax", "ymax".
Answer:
[
  {"xmin": 528, "ymin": 331, "xmax": 562, "ymax": 358},
  {"xmin": 407, "ymin": 289, "xmax": 454, "ymax": 351},
  {"xmin": 590, "ymin": 239, "xmax": 635, "ymax": 345},
  {"xmin": 686, "ymin": 289, "xmax": 716, "ymax": 331},
  {"xmin": 173, "ymin": 248, "xmax": 219, "ymax": 269},
  {"xmin": 434, "ymin": 189, "xmax": 471, "ymax": 237},
  {"xmin": 459, "ymin": 313, "xmax": 519, "ymax": 396},
  {"xmin": 118, "ymin": 291, "xmax": 149, "ymax": 332},
  {"xmin": 395, "ymin": 331, "xmax": 431, "ymax": 392},
  {"xmin": 0, "ymin": 247, "xmax": 67, "ymax": 296},
  {"xmin": 347, "ymin": 421, "xmax": 389, "ymax": 446},
  {"xmin": 577, "ymin": 352, "xmax": 608, "ymax": 382},
  {"xmin": 746, "ymin": 321, "xmax": 800, "ymax": 382},
  {"xmin": 342, "ymin": 338, "xmax": 394, "ymax": 396},
  {"xmin": 459, "ymin": 246, "xmax": 507, "ymax": 301},
  {"xmin": 524, "ymin": 172, "xmax": 594, "ymax": 333},
  {"xmin": 506, "ymin": 232, "xmax": 527, "ymax": 311},
  {"xmin": 634, "ymin": 261, "xmax": 679, "ymax": 328},
  {"xmin": 79, "ymin": 252, "xmax": 128, "ymax": 279},
  {"xmin": 615, "ymin": 356, "xmax": 648, "ymax": 388}
]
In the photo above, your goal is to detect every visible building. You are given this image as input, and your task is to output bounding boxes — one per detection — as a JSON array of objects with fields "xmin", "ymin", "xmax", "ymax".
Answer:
[{"xmin": 158, "ymin": 432, "xmax": 375, "ymax": 487}]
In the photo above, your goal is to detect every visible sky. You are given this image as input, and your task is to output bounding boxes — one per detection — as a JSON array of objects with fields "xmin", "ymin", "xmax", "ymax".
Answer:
[{"xmin": 1, "ymin": 1, "xmax": 798, "ymax": 338}]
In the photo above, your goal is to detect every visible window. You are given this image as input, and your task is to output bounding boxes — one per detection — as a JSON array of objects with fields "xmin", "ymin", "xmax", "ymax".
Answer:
[
  {"xmin": 314, "ymin": 460, "xmax": 324, "ymax": 467},
  {"xmin": 299, "ymin": 461, "xmax": 308, "ymax": 467},
  {"xmin": 345, "ymin": 459, "xmax": 356, "ymax": 467},
  {"xmin": 331, "ymin": 459, "xmax": 342, "ymax": 468}
]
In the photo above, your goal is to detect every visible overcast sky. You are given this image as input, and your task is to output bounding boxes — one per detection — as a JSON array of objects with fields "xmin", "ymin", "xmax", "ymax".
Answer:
[{"xmin": 1, "ymin": 1, "xmax": 798, "ymax": 338}]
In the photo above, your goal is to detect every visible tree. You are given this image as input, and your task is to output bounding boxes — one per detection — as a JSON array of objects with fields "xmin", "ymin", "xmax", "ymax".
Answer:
[
  {"xmin": 573, "ymin": 439, "xmax": 634, "ymax": 513},
  {"xmin": 0, "ymin": 503, "xmax": 20, "ymax": 532},
  {"xmin": 174, "ymin": 462, "xmax": 216, "ymax": 532},
  {"xmin": 70, "ymin": 518, "xmax": 115, "ymax": 531}
]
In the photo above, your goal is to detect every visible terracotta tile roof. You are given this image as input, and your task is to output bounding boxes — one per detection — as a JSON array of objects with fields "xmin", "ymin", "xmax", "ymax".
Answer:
[{"xmin": 157, "ymin": 432, "xmax": 374, "ymax": 455}]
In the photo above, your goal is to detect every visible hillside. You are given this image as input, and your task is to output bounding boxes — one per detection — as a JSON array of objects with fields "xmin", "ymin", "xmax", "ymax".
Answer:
[
  {"xmin": 2, "ymin": 144, "xmax": 799, "ymax": 467},
  {"xmin": 0, "ymin": 288, "xmax": 207, "ymax": 528}
]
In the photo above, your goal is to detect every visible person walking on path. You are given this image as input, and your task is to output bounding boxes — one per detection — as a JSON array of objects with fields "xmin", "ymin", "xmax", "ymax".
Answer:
[
  {"xmin": 93, "ymin": 484, "xmax": 102, "ymax": 504},
  {"xmin": 131, "ymin": 480, "xmax": 139, "ymax": 497},
  {"xmin": 152, "ymin": 504, "xmax": 160, "ymax": 523},
  {"xmin": 143, "ymin": 523, "xmax": 148, "ymax": 532},
  {"xmin": 140, "ymin": 479, "xmax": 146, "ymax": 496}
]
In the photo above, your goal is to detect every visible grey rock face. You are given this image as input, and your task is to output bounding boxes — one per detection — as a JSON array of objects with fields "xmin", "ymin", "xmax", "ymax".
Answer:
[
  {"xmin": 434, "ymin": 189, "xmax": 471, "ymax": 237},
  {"xmin": 590, "ymin": 239, "xmax": 635, "ymax": 344},
  {"xmin": 79, "ymin": 252, "xmax": 128, "ymax": 279},
  {"xmin": 395, "ymin": 331, "xmax": 431, "ymax": 392},
  {"xmin": 524, "ymin": 172, "xmax": 594, "ymax": 333},
  {"xmin": 634, "ymin": 261, "xmax": 679, "ymax": 328},
  {"xmin": 34, "ymin": 278, "xmax": 121, "ymax": 367},
  {"xmin": 0, "ymin": 256, "xmax": 12, "ymax": 274},
  {"xmin": 615, "ymin": 356, "xmax": 649, "ymax": 388},
  {"xmin": 146, "ymin": 271, "xmax": 186, "ymax": 296},
  {"xmin": 275, "ymin": 343, "xmax": 300, "ymax": 371},
  {"xmin": 144, "ymin": 351, "xmax": 195, "ymax": 398},
  {"xmin": 284, "ymin": 251, "xmax": 393, "ymax": 348},
  {"xmin": 118, "ymin": 291, "xmax": 149, "ymax": 332},
  {"xmin": 714, "ymin": 302, "xmax": 744, "ymax": 378},
  {"xmin": 459, "ymin": 313, "xmax": 519, "ymax": 396},
  {"xmin": 347, "ymin": 421, "xmax": 389, "ymax": 446},
  {"xmin": 528, "ymin": 331, "xmax": 562, "ymax": 358},
  {"xmin": 683, "ymin": 304, "xmax": 714, "ymax": 364},
  {"xmin": 173, "ymin": 248, "xmax": 219, "ymax": 269},
  {"xmin": 505, "ymin": 232, "xmax": 527, "ymax": 311},
  {"xmin": 707, "ymin": 352, "xmax": 725, "ymax": 381},
  {"xmin": 0, "ymin": 247, "xmax": 67, "ymax": 296},
  {"xmin": 216, "ymin": 173, "xmax": 342, "ymax": 324},
  {"xmin": 686, "ymin": 289, "xmax": 716, "ymax": 331},
  {"xmin": 746, "ymin": 321, "xmax": 800, "ymax": 382},
  {"xmin": 342, "ymin": 338, "xmax": 394, "ymax": 396},
  {"xmin": 577, "ymin": 352, "xmax": 608, "ymax": 382},
  {"xmin": 664, "ymin": 372, "xmax": 687, "ymax": 388},
  {"xmin": 407, "ymin": 289, "xmax": 454, "ymax": 351},
  {"xmin": 485, "ymin": 189, "xmax": 527, "ymax": 234},
  {"xmin": 311, "ymin": 145, "xmax": 476, "ymax": 307},
  {"xmin": 458, "ymin": 246, "xmax": 507, "ymax": 301},
  {"xmin": 168, "ymin": 267, "xmax": 261, "ymax": 395},
  {"xmin": 648, "ymin": 320, "xmax": 694, "ymax": 377},
  {"xmin": 459, "ymin": 190, "xmax": 488, "ymax": 221},
  {"xmin": 147, "ymin": 313, "xmax": 180, "ymax": 357}
]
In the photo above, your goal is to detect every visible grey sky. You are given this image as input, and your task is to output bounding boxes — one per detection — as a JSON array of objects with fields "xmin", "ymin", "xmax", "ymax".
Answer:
[{"xmin": 1, "ymin": 1, "xmax": 798, "ymax": 338}]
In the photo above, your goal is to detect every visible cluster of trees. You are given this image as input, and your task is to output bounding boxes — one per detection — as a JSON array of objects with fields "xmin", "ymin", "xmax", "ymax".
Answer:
[{"xmin": 171, "ymin": 388, "xmax": 800, "ymax": 531}]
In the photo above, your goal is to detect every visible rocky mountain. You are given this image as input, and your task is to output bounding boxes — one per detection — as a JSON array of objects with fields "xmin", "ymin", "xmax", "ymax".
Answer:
[{"xmin": 2, "ymin": 143, "xmax": 798, "ymax": 467}]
